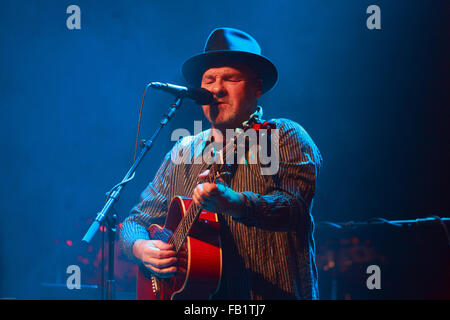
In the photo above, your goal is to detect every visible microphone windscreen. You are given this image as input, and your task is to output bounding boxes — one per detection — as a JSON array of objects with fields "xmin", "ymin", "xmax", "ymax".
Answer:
[{"xmin": 189, "ymin": 88, "xmax": 215, "ymax": 105}]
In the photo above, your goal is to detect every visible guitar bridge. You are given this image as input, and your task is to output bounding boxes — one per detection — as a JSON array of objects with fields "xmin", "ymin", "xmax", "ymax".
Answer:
[{"xmin": 151, "ymin": 275, "xmax": 159, "ymax": 294}]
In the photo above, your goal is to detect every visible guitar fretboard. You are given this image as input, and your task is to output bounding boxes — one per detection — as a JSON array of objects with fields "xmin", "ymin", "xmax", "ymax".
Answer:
[{"xmin": 169, "ymin": 201, "xmax": 203, "ymax": 252}]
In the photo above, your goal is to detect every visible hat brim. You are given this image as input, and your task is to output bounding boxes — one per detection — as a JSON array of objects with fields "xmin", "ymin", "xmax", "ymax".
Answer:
[{"xmin": 182, "ymin": 50, "xmax": 278, "ymax": 94}]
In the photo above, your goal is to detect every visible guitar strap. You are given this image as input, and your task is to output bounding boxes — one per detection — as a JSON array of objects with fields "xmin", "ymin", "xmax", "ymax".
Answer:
[{"xmin": 215, "ymin": 106, "xmax": 264, "ymax": 184}]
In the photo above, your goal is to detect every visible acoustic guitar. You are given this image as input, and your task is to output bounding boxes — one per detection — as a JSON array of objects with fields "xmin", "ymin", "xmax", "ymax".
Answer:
[{"xmin": 136, "ymin": 179, "xmax": 225, "ymax": 300}]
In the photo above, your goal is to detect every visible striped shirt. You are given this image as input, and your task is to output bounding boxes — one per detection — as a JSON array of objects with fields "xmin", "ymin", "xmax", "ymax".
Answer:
[{"xmin": 119, "ymin": 114, "xmax": 322, "ymax": 300}]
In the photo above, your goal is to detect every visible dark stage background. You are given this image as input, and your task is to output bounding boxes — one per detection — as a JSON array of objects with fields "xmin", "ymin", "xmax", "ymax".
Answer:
[{"xmin": 0, "ymin": 0, "xmax": 449, "ymax": 299}]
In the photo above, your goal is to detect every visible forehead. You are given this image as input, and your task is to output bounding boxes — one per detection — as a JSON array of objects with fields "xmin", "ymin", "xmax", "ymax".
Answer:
[{"xmin": 202, "ymin": 65, "xmax": 255, "ymax": 78}]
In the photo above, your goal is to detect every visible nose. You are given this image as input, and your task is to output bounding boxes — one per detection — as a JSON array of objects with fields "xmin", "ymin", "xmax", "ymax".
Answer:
[{"xmin": 210, "ymin": 80, "xmax": 227, "ymax": 99}]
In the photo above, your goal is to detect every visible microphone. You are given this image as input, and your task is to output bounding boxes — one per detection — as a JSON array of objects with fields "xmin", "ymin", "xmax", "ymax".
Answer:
[{"xmin": 149, "ymin": 82, "xmax": 215, "ymax": 105}]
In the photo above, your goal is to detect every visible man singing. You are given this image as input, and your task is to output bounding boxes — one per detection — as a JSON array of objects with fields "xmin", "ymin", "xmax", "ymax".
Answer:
[{"xmin": 120, "ymin": 27, "xmax": 322, "ymax": 299}]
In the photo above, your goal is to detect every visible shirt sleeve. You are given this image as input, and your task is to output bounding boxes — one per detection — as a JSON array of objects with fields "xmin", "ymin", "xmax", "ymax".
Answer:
[
  {"xmin": 119, "ymin": 148, "xmax": 175, "ymax": 261},
  {"xmin": 233, "ymin": 119, "xmax": 322, "ymax": 234}
]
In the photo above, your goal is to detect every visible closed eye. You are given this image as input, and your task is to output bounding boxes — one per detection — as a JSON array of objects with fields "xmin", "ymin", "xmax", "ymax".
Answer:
[
  {"xmin": 202, "ymin": 78, "xmax": 215, "ymax": 85},
  {"xmin": 201, "ymin": 75, "xmax": 244, "ymax": 84}
]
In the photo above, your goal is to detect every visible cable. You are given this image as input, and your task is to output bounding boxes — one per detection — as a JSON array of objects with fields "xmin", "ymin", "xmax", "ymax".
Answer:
[
  {"xmin": 430, "ymin": 215, "xmax": 450, "ymax": 250},
  {"xmin": 103, "ymin": 84, "xmax": 151, "ymax": 201},
  {"xmin": 317, "ymin": 216, "xmax": 450, "ymax": 250},
  {"xmin": 318, "ymin": 216, "xmax": 450, "ymax": 229},
  {"xmin": 104, "ymin": 172, "xmax": 136, "ymax": 200},
  {"xmin": 319, "ymin": 221, "xmax": 343, "ymax": 229},
  {"xmin": 367, "ymin": 217, "xmax": 403, "ymax": 227},
  {"xmin": 134, "ymin": 83, "xmax": 151, "ymax": 162}
]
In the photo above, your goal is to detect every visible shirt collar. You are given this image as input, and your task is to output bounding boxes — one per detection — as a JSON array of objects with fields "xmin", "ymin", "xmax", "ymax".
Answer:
[
  {"xmin": 240, "ymin": 105, "xmax": 263, "ymax": 131},
  {"xmin": 195, "ymin": 105, "xmax": 264, "ymax": 158}
]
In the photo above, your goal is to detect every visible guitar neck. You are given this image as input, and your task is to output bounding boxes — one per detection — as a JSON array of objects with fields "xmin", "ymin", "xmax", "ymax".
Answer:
[
  {"xmin": 170, "ymin": 201, "xmax": 203, "ymax": 253},
  {"xmin": 169, "ymin": 142, "xmax": 230, "ymax": 253}
]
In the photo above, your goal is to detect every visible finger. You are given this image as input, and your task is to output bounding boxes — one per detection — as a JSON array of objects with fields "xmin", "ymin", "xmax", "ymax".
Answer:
[
  {"xmin": 143, "ymin": 247, "xmax": 177, "ymax": 260},
  {"xmin": 144, "ymin": 256, "xmax": 178, "ymax": 269},
  {"xmin": 204, "ymin": 183, "xmax": 220, "ymax": 195},
  {"xmin": 192, "ymin": 188, "xmax": 201, "ymax": 206},
  {"xmin": 193, "ymin": 185, "xmax": 207, "ymax": 206},
  {"xmin": 152, "ymin": 240, "xmax": 174, "ymax": 251},
  {"xmin": 192, "ymin": 187, "xmax": 200, "ymax": 203},
  {"xmin": 147, "ymin": 265, "xmax": 177, "ymax": 278},
  {"xmin": 198, "ymin": 169, "xmax": 210, "ymax": 179},
  {"xmin": 193, "ymin": 196, "xmax": 202, "ymax": 207},
  {"xmin": 196, "ymin": 183, "xmax": 216, "ymax": 199},
  {"xmin": 143, "ymin": 242, "xmax": 176, "ymax": 259}
]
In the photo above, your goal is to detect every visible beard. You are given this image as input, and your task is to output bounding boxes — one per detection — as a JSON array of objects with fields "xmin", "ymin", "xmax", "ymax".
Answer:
[
  {"xmin": 205, "ymin": 103, "xmax": 235, "ymax": 127},
  {"xmin": 203, "ymin": 100, "xmax": 257, "ymax": 130}
]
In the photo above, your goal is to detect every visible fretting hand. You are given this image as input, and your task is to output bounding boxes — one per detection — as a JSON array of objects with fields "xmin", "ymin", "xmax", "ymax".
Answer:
[{"xmin": 192, "ymin": 170, "xmax": 246, "ymax": 219}]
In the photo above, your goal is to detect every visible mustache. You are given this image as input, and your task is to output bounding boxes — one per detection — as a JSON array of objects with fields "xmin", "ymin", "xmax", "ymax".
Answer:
[{"xmin": 210, "ymin": 99, "xmax": 228, "ymax": 106}]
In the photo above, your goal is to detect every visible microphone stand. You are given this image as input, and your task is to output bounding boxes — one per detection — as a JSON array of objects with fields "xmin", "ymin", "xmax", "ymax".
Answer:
[{"xmin": 82, "ymin": 96, "xmax": 184, "ymax": 300}]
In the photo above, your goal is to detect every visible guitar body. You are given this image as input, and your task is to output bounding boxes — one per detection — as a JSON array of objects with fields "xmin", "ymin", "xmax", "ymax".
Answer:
[{"xmin": 137, "ymin": 196, "xmax": 222, "ymax": 300}]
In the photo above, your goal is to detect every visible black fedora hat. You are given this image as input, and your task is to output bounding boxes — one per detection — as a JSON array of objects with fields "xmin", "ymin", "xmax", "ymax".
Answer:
[{"xmin": 182, "ymin": 27, "xmax": 278, "ymax": 94}]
